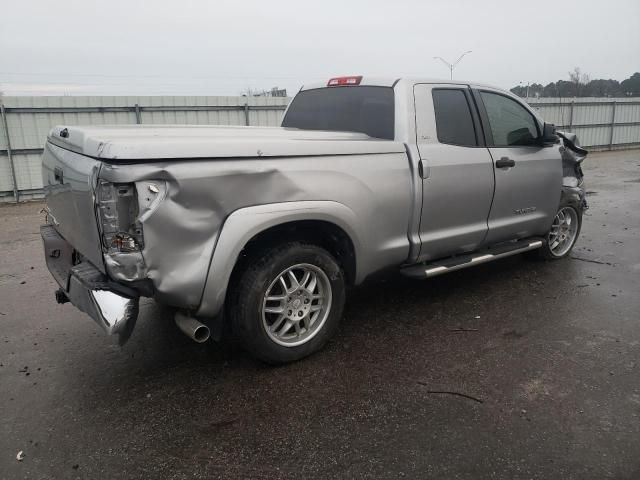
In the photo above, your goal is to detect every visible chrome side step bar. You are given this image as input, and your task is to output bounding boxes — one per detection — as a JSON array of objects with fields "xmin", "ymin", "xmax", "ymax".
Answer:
[{"xmin": 401, "ymin": 238, "xmax": 543, "ymax": 279}]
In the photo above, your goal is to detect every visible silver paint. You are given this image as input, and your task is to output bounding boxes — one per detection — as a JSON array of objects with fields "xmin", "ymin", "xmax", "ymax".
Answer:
[
  {"xmin": 91, "ymin": 135, "xmax": 411, "ymax": 310},
  {"xmin": 174, "ymin": 312, "xmax": 210, "ymax": 343},
  {"xmin": 413, "ymin": 83, "xmax": 495, "ymax": 261},
  {"xmin": 40, "ymin": 77, "xmax": 577, "ymax": 331},
  {"xmin": 41, "ymin": 143, "xmax": 105, "ymax": 272}
]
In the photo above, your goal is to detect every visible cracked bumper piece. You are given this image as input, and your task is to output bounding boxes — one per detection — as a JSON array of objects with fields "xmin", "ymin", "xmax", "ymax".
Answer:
[
  {"xmin": 41, "ymin": 224, "xmax": 139, "ymax": 337},
  {"xmin": 66, "ymin": 272, "xmax": 139, "ymax": 336}
]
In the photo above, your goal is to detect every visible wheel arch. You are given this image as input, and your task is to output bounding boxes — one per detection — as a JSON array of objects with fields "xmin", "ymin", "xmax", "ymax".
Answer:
[
  {"xmin": 234, "ymin": 219, "xmax": 357, "ymax": 285},
  {"xmin": 196, "ymin": 201, "xmax": 365, "ymax": 319}
]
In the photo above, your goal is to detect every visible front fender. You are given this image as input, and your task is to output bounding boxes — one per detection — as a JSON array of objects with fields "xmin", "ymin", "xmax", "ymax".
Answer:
[{"xmin": 196, "ymin": 201, "xmax": 365, "ymax": 319}]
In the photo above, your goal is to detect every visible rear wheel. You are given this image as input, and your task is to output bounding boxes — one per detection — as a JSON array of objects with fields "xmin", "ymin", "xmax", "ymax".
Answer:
[
  {"xmin": 536, "ymin": 206, "xmax": 582, "ymax": 260},
  {"xmin": 228, "ymin": 243, "xmax": 345, "ymax": 364}
]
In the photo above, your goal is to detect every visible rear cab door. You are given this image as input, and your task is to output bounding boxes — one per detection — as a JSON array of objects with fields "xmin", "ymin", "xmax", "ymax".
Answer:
[
  {"xmin": 472, "ymin": 88, "xmax": 562, "ymax": 244},
  {"xmin": 413, "ymin": 83, "xmax": 495, "ymax": 262}
]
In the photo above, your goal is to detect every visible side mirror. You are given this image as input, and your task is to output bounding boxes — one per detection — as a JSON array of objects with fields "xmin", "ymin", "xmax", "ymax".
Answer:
[{"xmin": 541, "ymin": 122, "xmax": 558, "ymax": 146}]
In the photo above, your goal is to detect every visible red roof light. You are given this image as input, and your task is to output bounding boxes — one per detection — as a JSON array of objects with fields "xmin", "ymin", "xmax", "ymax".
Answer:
[{"xmin": 327, "ymin": 76, "xmax": 362, "ymax": 87}]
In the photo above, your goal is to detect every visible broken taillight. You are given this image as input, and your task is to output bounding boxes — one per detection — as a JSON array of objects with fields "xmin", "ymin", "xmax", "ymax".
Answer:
[
  {"xmin": 110, "ymin": 233, "xmax": 138, "ymax": 253},
  {"xmin": 95, "ymin": 180, "xmax": 166, "ymax": 281},
  {"xmin": 96, "ymin": 181, "xmax": 143, "ymax": 253}
]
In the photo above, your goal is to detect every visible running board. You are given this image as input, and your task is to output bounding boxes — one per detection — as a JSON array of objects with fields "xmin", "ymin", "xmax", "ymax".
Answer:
[{"xmin": 401, "ymin": 238, "xmax": 544, "ymax": 279}]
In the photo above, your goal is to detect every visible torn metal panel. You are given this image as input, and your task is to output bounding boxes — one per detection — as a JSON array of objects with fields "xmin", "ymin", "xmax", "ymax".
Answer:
[
  {"xmin": 558, "ymin": 131, "xmax": 588, "ymax": 212},
  {"xmin": 104, "ymin": 252, "xmax": 147, "ymax": 282},
  {"xmin": 558, "ymin": 131, "xmax": 588, "ymax": 187}
]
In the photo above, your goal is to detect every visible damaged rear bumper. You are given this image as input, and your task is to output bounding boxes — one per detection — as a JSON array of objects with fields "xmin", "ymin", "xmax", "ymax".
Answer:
[{"xmin": 41, "ymin": 224, "xmax": 139, "ymax": 338}]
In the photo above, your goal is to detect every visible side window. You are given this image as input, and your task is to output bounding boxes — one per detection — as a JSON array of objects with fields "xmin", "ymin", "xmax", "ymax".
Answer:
[
  {"xmin": 432, "ymin": 89, "xmax": 477, "ymax": 147},
  {"xmin": 480, "ymin": 91, "xmax": 539, "ymax": 146}
]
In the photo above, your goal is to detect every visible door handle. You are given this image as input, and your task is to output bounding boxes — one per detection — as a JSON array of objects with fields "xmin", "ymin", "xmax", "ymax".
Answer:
[
  {"xmin": 418, "ymin": 159, "xmax": 429, "ymax": 179},
  {"xmin": 495, "ymin": 157, "xmax": 516, "ymax": 169}
]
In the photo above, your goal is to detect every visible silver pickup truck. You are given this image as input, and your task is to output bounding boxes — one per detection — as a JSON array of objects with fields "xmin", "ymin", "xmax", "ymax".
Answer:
[{"xmin": 40, "ymin": 76, "xmax": 587, "ymax": 363}]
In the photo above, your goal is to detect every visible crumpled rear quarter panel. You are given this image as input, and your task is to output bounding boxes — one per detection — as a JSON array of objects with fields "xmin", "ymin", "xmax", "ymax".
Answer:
[{"xmin": 99, "ymin": 152, "xmax": 412, "ymax": 310}]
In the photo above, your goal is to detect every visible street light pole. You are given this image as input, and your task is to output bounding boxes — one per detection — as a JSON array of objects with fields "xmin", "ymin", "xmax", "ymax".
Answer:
[{"xmin": 433, "ymin": 51, "xmax": 473, "ymax": 80}]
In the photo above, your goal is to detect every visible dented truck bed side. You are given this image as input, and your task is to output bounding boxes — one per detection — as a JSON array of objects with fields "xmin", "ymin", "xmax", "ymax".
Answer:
[{"xmin": 42, "ymin": 126, "xmax": 414, "ymax": 315}]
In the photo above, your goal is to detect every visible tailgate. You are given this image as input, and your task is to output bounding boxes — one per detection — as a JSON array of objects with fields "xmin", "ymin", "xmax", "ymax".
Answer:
[{"xmin": 42, "ymin": 141, "xmax": 105, "ymax": 273}]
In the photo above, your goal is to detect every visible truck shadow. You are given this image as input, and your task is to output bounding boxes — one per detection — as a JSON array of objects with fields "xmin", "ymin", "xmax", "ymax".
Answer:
[
  {"xmin": 78, "ymin": 252, "xmax": 572, "ymax": 386},
  {"xmin": 65, "ymin": 251, "xmax": 587, "ymax": 443}
]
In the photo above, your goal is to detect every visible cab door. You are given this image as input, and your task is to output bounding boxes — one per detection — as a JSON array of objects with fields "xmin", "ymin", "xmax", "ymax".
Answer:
[
  {"xmin": 473, "ymin": 89, "xmax": 562, "ymax": 244},
  {"xmin": 413, "ymin": 84, "xmax": 494, "ymax": 262}
]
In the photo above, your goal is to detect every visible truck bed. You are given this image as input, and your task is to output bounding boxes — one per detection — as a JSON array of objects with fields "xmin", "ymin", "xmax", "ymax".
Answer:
[
  {"xmin": 41, "ymin": 124, "xmax": 414, "ymax": 312},
  {"xmin": 47, "ymin": 125, "xmax": 405, "ymax": 161}
]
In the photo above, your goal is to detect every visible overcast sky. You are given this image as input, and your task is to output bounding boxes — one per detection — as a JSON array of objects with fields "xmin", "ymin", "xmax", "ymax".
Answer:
[{"xmin": 1, "ymin": 0, "xmax": 638, "ymax": 96}]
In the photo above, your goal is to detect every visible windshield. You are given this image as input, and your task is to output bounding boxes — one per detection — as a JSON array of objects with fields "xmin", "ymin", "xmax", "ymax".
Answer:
[{"xmin": 282, "ymin": 86, "xmax": 395, "ymax": 140}]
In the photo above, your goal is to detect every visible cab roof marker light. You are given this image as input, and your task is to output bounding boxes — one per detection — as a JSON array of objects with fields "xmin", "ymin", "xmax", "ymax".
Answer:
[{"xmin": 327, "ymin": 76, "xmax": 363, "ymax": 87}]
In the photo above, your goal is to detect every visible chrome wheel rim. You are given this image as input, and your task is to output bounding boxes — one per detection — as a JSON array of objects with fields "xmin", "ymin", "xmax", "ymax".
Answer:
[
  {"xmin": 548, "ymin": 207, "xmax": 578, "ymax": 257},
  {"xmin": 262, "ymin": 263, "xmax": 332, "ymax": 347}
]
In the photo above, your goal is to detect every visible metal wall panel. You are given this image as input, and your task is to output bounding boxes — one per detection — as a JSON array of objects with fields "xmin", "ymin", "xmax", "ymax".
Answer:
[
  {"xmin": 1, "ymin": 95, "xmax": 638, "ymax": 202},
  {"xmin": 0, "ymin": 95, "xmax": 288, "ymax": 202},
  {"xmin": 528, "ymin": 98, "xmax": 640, "ymax": 148},
  {"xmin": 13, "ymin": 152, "xmax": 44, "ymax": 191},
  {"xmin": 614, "ymin": 124, "xmax": 640, "ymax": 145},
  {"xmin": 0, "ymin": 156, "xmax": 12, "ymax": 194},
  {"xmin": 615, "ymin": 103, "xmax": 640, "ymax": 123},
  {"xmin": 572, "ymin": 103, "xmax": 613, "ymax": 125},
  {"xmin": 571, "ymin": 125, "xmax": 611, "ymax": 147},
  {"xmin": 0, "ymin": 115, "xmax": 7, "ymax": 151},
  {"xmin": 529, "ymin": 104, "xmax": 570, "ymax": 126}
]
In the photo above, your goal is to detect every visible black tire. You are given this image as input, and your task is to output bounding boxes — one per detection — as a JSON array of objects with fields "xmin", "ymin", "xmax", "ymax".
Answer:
[
  {"xmin": 535, "ymin": 205, "xmax": 582, "ymax": 260},
  {"xmin": 228, "ymin": 242, "xmax": 345, "ymax": 364}
]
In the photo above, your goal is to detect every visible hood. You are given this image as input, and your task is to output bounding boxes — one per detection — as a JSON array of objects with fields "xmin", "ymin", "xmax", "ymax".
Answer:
[{"xmin": 47, "ymin": 125, "xmax": 404, "ymax": 162}]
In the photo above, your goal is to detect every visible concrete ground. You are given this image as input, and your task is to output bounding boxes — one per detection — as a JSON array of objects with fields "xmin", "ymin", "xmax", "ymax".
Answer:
[{"xmin": 1, "ymin": 150, "xmax": 639, "ymax": 480}]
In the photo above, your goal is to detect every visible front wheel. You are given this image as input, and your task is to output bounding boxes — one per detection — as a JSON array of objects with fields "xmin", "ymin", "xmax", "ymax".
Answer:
[
  {"xmin": 228, "ymin": 243, "xmax": 345, "ymax": 364},
  {"xmin": 536, "ymin": 206, "xmax": 582, "ymax": 260}
]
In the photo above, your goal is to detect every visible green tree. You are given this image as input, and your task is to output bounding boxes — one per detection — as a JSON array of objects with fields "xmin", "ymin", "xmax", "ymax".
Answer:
[
  {"xmin": 586, "ymin": 79, "xmax": 621, "ymax": 97},
  {"xmin": 568, "ymin": 67, "xmax": 590, "ymax": 96},
  {"xmin": 620, "ymin": 72, "xmax": 640, "ymax": 96},
  {"xmin": 511, "ymin": 72, "xmax": 639, "ymax": 98}
]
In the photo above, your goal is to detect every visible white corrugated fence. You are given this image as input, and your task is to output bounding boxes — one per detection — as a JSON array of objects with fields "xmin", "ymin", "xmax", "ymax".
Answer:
[
  {"xmin": 527, "ymin": 97, "xmax": 640, "ymax": 149},
  {"xmin": 1, "ymin": 95, "xmax": 639, "ymax": 202},
  {"xmin": 0, "ymin": 95, "xmax": 289, "ymax": 202}
]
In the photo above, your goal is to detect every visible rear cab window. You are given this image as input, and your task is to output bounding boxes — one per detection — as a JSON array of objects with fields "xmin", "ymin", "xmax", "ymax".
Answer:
[
  {"xmin": 282, "ymin": 86, "xmax": 395, "ymax": 140},
  {"xmin": 432, "ymin": 89, "xmax": 478, "ymax": 147}
]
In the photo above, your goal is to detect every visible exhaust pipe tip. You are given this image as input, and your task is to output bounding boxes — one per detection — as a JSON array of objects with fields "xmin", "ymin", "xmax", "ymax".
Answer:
[
  {"xmin": 192, "ymin": 324, "xmax": 210, "ymax": 343},
  {"xmin": 175, "ymin": 312, "xmax": 210, "ymax": 343}
]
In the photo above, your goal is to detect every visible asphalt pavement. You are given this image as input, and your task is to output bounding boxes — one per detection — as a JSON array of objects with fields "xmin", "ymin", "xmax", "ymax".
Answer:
[{"xmin": 1, "ymin": 149, "xmax": 639, "ymax": 479}]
